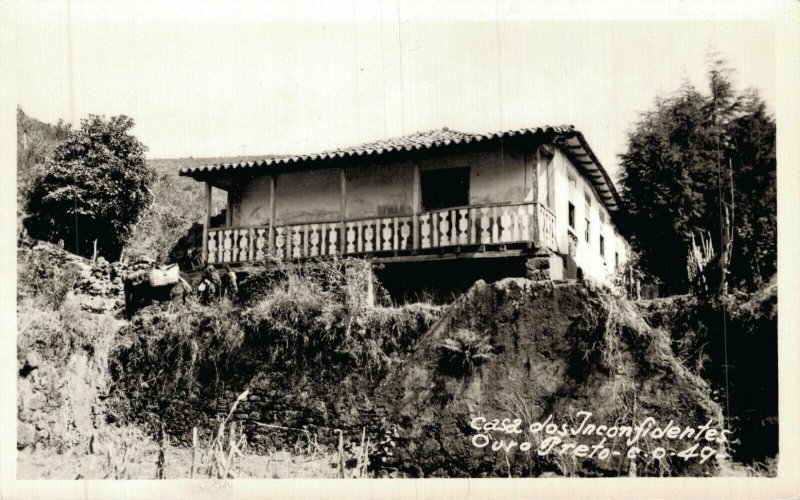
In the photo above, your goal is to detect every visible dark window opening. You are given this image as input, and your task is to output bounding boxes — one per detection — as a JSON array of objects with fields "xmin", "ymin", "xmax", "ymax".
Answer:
[
  {"xmin": 421, "ymin": 167, "xmax": 469, "ymax": 211},
  {"xmin": 600, "ymin": 235, "xmax": 605, "ymax": 257},
  {"xmin": 568, "ymin": 202, "xmax": 575, "ymax": 229},
  {"xmin": 585, "ymin": 219, "xmax": 590, "ymax": 242},
  {"xmin": 615, "ymin": 251, "xmax": 619, "ymax": 269}
]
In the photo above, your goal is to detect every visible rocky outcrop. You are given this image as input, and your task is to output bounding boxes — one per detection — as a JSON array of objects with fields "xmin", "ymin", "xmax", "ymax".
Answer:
[
  {"xmin": 376, "ymin": 279, "xmax": 725, "ymax": 477},
  {"xmin": 17, "ymin": 298, "xmax": 126, "ymax": 452},
  {"xmin": 22, "ymin": 239, "xmax": 157, "ymax": 313},
  {"xmin": 74, "ymin": 256, "xmax": 156, "ymax": 313}
]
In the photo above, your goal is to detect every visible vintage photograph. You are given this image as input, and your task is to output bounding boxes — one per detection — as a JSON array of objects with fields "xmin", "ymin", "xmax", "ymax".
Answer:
[{"xmin": 9, "ymin": 0, "xmax": 783, "ymax": 485}]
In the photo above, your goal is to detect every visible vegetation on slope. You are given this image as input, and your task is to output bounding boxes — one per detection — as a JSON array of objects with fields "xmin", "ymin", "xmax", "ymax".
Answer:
[
  {"xmin": 16, "ymin": 108, "xmax": 72, "ymax": 208},
  {"xmin": 17, "ymin": 243, "xmax": 160, "ymax": 478},
  {"xmin": 638, "ymin": 280, "xmax": 778, "ymax": 469},
  {"xmin": 111, "ymin": 259, "xmax": 441, "ymax": 400}
]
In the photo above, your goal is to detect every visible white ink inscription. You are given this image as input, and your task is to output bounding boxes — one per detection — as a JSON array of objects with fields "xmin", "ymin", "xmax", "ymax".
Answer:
[{"xmin": 469, "ymin": 411, "xmax": 731, "ymax": 464}]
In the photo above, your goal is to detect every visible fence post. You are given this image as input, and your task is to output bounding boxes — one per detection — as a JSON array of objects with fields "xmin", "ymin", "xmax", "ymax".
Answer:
[
  {"xmin": 203, "ymin": 182, "xmax": 212, "ymax": 265},
  {"xmin": 336, "ymin": 429, "xmax": 345, "ymax": 478}
]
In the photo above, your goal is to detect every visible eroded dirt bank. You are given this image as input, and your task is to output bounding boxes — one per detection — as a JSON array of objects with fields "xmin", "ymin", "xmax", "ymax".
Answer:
[{"xmin": 377, "ymin": 279, "xmax": 726, "ymax": 477}]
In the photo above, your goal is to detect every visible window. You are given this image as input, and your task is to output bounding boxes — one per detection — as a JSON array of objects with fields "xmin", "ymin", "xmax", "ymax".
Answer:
[
  {"xmin": 615, "ymin": 251, "xmax": 619, "ymax": 270},
  {"xmin": 583, "ymin": 192, "xmax": 592, "ymax": 242},
  {"xmin": 567, "ymin": 173, "xmax": 576, "ymax": 189},
  {"xmin": 568, "ymin": 202, "xmax": 575, "ymax": 229},
  {"xmin": 420, "ymin": 167, "xmax": 469, "ymax": 211},
  {"xmin": 598, "ymin": 211, "xmax": 606, "ymax": 256}
]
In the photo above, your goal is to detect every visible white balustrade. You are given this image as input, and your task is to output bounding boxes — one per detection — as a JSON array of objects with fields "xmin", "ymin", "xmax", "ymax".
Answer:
[
  {"xmin": 537, "ymin": 203, "xmax": 557, "ymax": 251},
  {"xmin": 204, "ymin": 202, "xmax": 555, "ymax": 264},
  {"xmin": 206, "ymin": 225, "xmax": 272, "ymax": 264}
]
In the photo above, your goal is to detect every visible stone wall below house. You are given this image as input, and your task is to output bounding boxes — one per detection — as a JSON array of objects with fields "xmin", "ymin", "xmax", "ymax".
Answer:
[{"xmin": 20, "ymin": 239, "xmax": 159, "ymax": 314}]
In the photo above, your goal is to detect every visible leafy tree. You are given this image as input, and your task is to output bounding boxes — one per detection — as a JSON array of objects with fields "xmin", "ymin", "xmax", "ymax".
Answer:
[
  {"xmin": 617, "ymin": 61, "xmax": 776, "ymax": 293},
  {"xmin": 25, "ymin": 114, "xmax": 155, "ymax": 260}
]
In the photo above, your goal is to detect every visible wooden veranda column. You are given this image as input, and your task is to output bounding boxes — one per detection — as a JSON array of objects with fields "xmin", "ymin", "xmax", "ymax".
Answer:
[
  {"xmin": 225, "ymin": 189, "xmax": 232, "ymax": 227},
  {"xmin": 339, "ymin": 167, "xmax": 346, "ymax": 254},
  {"xmin": 203, "ymin": 182, "xmax": 212, "ymax": 265},
  {"xmin": 268, "ymin": 174, "xmax": 275, "ymax": 255},
  {"xmin": 412, "ymin": 164, "xmax": 420, "ymax": 251}
]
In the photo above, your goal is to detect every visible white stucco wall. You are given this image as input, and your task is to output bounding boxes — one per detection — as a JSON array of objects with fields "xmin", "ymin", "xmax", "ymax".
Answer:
[
  {"xmin": 274, "ymin": 168, "xmax": 341, "ymax": 224},
  {"xmin": 345, "ymin": 161, "xmax": 415, "ymax": 218},
  {"xmin": 546, "ymin": 148, "xmax": 629, "ymax": 286},
  {"xmin": 232, "ymin": 176, "xmax": 271, "ymax": 227},
  {"xmin": 235, "ymin": 145, "xmax": 537, "ymax": 226}
]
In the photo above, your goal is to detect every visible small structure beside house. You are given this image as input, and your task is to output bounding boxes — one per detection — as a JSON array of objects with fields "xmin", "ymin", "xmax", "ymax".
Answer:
[{"xmin": 179, "ymin": 125, "xmax": 630, "ymax": 293}]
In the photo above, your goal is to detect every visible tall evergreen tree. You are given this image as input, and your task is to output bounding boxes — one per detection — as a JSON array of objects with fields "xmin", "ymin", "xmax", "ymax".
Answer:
[{"xmin": 618, "ymin": 61, "xmax": 776, "ymax": 293}]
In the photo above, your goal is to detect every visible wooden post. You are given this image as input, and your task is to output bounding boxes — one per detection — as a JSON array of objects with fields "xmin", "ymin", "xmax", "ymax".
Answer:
[
  {"xmin": 225, "ymin": 189, "xmax": 232, "ymax": 227},
  {"xmin": 156, "ymin": 423, "xmax": 167, "ymax": 479},
  {"xmin": 336, "ymin": 429, "xmax": 345, "ymax": 478},
  {"xmin": 340, "ymin": 167, "xmax": 346, "ymax": 254},
  {"xmin": 268, "ymin": 175, "xmax": 275, "ymax": 255},
  {"xmin": 366, "ymin": 264, "xmax": 375, "ymax": 306},
  {"xmin": 533, "ymin": 147, "xmax": 540, "ymax": 204},
  {"xmin": 412, "ymin": 164, "xmax": 420, "ymax": 251},
  {"xmin": 191, "ymin": 427, "xmax": 198, "ymax": 479},
  {"xmin": 203, "ymin": 182, "xmax": 212, "ymax": 265}
]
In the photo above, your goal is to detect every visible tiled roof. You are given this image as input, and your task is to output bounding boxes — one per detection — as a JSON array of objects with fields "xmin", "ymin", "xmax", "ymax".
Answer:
[
  {"xmin": 179, "ymin": 125, "xmax": 622, "ymax": 212},
  {"xmin": 326, "ymin": 127, "xmax": 483, "ymax": 154}
]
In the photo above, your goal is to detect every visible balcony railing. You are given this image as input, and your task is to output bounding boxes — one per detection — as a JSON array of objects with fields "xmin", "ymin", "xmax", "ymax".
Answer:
[{"xmin": 205, "ymin": 201, "xmax": 557, "ymax": 265}]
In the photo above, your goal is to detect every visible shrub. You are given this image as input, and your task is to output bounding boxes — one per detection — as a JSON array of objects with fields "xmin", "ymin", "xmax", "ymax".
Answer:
[
  {"xmin": 111, "ymin": 299, "xmax": 245, "ymax": 397},
  {"xmin": 111, "ymin": 258, "xmax": 442, "ymax": 396},
  {"xmin": 24, "ymin": 114, "xmax": 155, "ymax": 260},
  {"xmin": 438, "ymin": 328, "xmax": 495, "ymax": 376},
  {"xmin": 17, "ymin": 246, "xmax": 80, "ymax": 310},
  {"xmin": 243, "ymin": 259, "xmax": 439, "ymax": 378}
]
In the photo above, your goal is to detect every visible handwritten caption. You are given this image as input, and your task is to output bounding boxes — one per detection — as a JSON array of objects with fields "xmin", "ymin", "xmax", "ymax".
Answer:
[{"xmin": 469, "ymin": 411, "xmax": 730, "ymax": 464}]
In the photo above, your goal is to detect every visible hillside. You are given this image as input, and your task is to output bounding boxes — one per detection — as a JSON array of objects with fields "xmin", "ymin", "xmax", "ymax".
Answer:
[
  {"xmin": 108, "ymin": 264, "xmax": 777, "ymax": 477},
  {"xmin": 16, "ymin": 108, "xmax": 71, "ymax": 218},
  {"xmin": 15, "ymin": 109, "xmax": 289, "ymax": 265},
  {"xmin": 17, "ymin": 217, "xmax": 778, "ymax": 478}
]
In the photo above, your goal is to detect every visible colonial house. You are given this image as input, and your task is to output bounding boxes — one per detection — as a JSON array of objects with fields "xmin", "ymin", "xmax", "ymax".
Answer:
[{"xmin": 179, "ymin": 125, "xmax": 629, "ymax": 294}]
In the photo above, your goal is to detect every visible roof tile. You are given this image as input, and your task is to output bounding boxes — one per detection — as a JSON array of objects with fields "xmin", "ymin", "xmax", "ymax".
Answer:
[{"xmin": 178, "ymin": 125, "xmax": 622, "ymax": 212}]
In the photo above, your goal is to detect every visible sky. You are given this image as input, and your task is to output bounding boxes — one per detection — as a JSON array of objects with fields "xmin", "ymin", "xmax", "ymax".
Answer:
[{"xmin": 13, "ymin": 0, "xmax": 778, "ymax": 181}]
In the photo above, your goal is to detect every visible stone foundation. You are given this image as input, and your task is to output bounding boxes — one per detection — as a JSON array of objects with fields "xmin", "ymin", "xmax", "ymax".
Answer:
[{"xmin": 524, "ymin": 252, "xmax": 564, "ymax": 281}]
